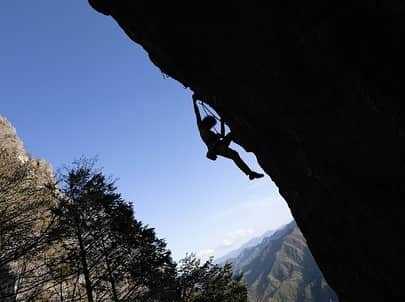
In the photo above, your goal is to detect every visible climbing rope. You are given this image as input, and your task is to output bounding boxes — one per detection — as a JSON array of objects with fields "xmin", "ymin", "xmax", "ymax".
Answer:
[
  {"xmin": 198, "ymin": 101, "xmax": 222, "ymax": 134},
  {"xmin": 199, "ymin": 101, "xmax": 221, "ymax": 122}
]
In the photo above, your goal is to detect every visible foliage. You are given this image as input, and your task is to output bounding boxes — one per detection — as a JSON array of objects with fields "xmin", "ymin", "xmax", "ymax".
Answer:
[
  {"xmin": 48, "ymin": 158, "xmax": 177, "ymax": 301},
  {"xmin": 0, "ymin": 156, "xmax": 248, "ymax": 301},
  {"xmin": 177, "ymin": 254, "xmax": 247, "ymax": 302}
]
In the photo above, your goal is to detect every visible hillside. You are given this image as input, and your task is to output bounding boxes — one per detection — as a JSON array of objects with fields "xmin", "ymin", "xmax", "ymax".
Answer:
[{"xmin": 228, "ymin": 222, "xmax": 338, "ymax": 302}]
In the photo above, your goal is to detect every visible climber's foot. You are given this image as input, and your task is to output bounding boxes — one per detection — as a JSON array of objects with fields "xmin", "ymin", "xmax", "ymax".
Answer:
[{"xmin": 249, "ymin": 172, "xmax": 264, "ymax": 180}]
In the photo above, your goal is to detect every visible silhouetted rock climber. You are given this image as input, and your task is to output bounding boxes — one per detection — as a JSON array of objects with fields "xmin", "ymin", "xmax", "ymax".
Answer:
[{"xmin": 193, "ymin": 93, "xmax": 264, "ymax": 180}]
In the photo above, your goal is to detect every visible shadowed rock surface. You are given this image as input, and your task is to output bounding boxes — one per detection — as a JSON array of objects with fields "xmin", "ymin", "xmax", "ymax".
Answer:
[{"xmin": 88, "ymin": 1, "xmax": 404, "ymax": 301}]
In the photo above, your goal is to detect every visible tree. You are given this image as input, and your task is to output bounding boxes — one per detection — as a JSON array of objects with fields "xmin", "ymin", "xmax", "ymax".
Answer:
[
  {"xmin": 176, "ymin": 254, "xmax": 248, "ymax": 302},
  {"xmin": 1, "ymin": 153, "xmax": 248, "ymax": 302},
  {"xmin": 50, "ymin": 158, "xmax": 177, "ymax": 302}
]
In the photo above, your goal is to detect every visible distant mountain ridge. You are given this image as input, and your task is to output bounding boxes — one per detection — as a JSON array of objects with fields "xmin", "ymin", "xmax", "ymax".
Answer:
[
  {"xmin": 223, "ymin": 222, "xmax": 338, "ymax": 302},
  {"xmin": 215, "ymin": 229, "xmax": 276, "ymax": 265}
]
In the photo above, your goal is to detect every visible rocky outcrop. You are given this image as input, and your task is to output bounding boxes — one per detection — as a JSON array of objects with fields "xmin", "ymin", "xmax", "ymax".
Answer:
[
  {"xmin": 0, "ymin": 116, "xmax": 52, "ymax": 178},
  {"xmin": 88, "ymin": 2, "xmax": 404, "ymax": 301},
  {"xmin": 0, "ymin": 116, "xmax": 28, "ymax": 162}
]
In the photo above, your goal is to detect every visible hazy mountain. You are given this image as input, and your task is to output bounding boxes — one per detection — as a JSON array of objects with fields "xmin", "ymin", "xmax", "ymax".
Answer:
[
  {"xmin": 215, "ymin": 229, "xmax": 276, "ymax": 265},
  {"xmin": 227, "ymin": 221, "xmax": 338, "ymax": 302}
]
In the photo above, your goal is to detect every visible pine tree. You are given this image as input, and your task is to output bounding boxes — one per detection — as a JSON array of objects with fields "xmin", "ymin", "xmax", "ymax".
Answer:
[{"xmin": 50, "ymin": 159, "xmax": 177, "ymax": 301}]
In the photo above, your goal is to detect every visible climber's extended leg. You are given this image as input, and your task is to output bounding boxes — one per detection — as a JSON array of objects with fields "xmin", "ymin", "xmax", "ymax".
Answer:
[
  {"xmin": 215, "ymin": 145, "xmax": 264, "ymax": 180},
  {"xmin": 222, "ymin": 149, "xmax": 251, "ymax": 175}
]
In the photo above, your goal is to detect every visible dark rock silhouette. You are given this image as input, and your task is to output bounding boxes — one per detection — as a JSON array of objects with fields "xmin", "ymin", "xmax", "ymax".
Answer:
[{"xmin": 88, "ymin": 1, "xmax": 404, "ymax": 301}]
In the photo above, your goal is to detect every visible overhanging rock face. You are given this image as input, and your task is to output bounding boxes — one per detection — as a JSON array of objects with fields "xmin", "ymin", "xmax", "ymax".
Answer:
[{"xmin": 89, "ymin": 1, "xmax": 404, "ymax": 301}]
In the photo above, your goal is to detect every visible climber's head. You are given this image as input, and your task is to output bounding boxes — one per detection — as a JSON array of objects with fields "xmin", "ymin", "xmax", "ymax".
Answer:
[{"xmin": 201, "ymin": 116, "xmax": 217, "ymax": 130}]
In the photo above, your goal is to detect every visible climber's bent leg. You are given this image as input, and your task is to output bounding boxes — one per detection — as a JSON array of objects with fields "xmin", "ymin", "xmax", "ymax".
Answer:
[{"xmin": 221, "ymin": 133, "xmax": 233, "ymax": 147}]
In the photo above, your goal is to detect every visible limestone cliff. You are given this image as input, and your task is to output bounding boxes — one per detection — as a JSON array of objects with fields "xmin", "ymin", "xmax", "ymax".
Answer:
[
  {"xmin": 0, "ymin": 116, "xmax": 28, "ymax": 162},
  {"xmin": 88, "ymin": 1, "xmax": 404, "ymax": 301}
]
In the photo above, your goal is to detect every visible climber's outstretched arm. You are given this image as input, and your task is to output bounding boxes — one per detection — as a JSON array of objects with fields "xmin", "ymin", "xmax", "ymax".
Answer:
[{"xmin": 192, "ymin": 94, "xmax": 202, "ymax": 125}]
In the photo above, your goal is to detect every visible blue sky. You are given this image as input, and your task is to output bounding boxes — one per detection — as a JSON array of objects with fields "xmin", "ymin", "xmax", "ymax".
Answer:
[{"xmin": 0, "ymin": 1, "xmax": 292, "ymax": 260}]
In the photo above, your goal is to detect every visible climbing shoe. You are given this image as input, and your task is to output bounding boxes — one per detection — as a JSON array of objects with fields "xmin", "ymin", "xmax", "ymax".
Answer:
[{"xmin": 249, "ymin": 172, "xmax": 264, "ymax": 180}]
